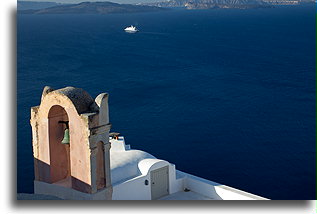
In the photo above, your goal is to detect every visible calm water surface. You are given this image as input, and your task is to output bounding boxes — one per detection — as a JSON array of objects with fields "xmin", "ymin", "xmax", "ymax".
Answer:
[{"xmin": 17, "ymin": 5, "xmax": 315, "ymax": 199}]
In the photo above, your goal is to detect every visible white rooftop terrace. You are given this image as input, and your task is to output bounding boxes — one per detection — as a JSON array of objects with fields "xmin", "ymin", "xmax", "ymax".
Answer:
[
  {"xmin": 109, "ymin": 136, "xmax": 268, "ymax": 200},
  {"xmin": 159, "ymin": 191, "xmax": 214, "ymax": 200}
]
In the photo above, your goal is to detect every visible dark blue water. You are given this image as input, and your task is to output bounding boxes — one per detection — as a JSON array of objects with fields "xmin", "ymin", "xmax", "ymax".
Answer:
[{"xmin": 17, "ymin": 5, "xmax": 315, "ymax": 199}]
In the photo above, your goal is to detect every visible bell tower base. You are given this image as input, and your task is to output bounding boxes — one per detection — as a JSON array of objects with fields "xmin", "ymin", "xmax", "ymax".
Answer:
[{"xmin": 34, "ymin": 180, "xmax": 113, "ymax": 200}]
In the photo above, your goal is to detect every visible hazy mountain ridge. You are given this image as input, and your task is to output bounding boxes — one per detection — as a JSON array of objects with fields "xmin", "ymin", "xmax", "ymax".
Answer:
[
  {"xmin": 145, "ymin": 0, "xmax": 313, "ymax": 9},
  {"xmin": 17, "ymin": 1, "xmax": 63, "ymax": 10},
  {"xmin": 19, "ymin": 1, "xmax": 168, "ymax": 14},
  {"xmin": 146, "ymin": 0, "xmax": 270, "ymax": 9},
  {"xmin": 18, "ymin": 0, "xmax": 315, "ymax": 13}
]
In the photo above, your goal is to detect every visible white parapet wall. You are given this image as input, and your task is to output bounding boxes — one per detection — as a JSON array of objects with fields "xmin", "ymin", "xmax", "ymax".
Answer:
[{"xmin": 177, "ymin": 171, "xmax": 268, "ymax": 200}]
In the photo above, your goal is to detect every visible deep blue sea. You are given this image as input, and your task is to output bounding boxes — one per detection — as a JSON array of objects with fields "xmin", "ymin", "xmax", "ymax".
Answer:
[{"xmin": 17, "ymin": 4, "xmax": 315, "ymax": 199}]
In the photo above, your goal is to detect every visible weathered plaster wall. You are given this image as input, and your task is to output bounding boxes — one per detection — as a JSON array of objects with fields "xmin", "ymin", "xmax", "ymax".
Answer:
[{"xmin": 31, "ymin": 87, "xmax": 112, "ymax": 198}]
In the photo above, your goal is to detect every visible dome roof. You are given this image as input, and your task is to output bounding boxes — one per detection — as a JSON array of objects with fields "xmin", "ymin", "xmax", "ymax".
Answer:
[
  {"xmin": 110, "ymin": 149, "xmax": 155, "ymax": 185},
  {"xmin": 46, "ymin": 86, "xmax": 97, "ymax": 114}
]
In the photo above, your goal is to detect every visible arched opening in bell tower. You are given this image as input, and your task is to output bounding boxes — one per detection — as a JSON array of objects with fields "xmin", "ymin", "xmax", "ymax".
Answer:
[{"xmin": 48, "ymin": 105, "xmax": 71, "ymax": 186}]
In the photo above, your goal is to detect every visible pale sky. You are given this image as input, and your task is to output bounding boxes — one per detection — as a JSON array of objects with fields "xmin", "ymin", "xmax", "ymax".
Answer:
[{"xmin": 19, "ymin": 0, "xmax": 162, "ymax": 4}]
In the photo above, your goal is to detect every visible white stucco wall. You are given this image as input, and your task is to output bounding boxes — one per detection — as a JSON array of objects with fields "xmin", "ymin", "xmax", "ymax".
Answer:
[{"xmin": 112, "ymin": 175, "xmax": 151, "ymax": 200}]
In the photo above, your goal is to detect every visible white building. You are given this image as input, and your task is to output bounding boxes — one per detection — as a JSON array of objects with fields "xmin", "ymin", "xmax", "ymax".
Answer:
[
  {"xmin": 30, "ymin": 86, "xmax": 267, "ymax": 200},
  {"xmin": 109, "ymin": 135, "xmax": 267, "ymax": 200}
]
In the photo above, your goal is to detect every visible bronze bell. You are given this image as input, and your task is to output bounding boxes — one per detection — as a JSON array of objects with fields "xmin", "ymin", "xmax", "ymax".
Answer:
[
  {"xmin": 59, "ymin": 121, "xmax": 70, "ymax": 144},
  {"xmin": 61, "ymin": 128, "xmax": 70, "ymax": 144}
]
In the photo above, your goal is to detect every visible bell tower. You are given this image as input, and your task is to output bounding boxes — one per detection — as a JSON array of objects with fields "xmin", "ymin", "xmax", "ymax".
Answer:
[{"xmin": 30, "ymin": 86, "xmax": 112, "ymax": 200}]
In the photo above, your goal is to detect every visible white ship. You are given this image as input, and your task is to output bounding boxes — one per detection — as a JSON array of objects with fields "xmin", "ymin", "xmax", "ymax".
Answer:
[{"xmin": 124, "ymin": 25, "xmax": 138, "ymax": 33}]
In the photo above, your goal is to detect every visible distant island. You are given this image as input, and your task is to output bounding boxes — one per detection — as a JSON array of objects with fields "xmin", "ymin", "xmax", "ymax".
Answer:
[
  {"xmin": 18, "ymin": 1, "xmax": 168, "ymax": 14},
  {"xmin": 145, "ymin": 0, "xmax": 271, "ymax": 9},
  {"xmin": 144, "ymin": 0, "xmax": 313, "ymax": 9},
  {"xmin": 17, "ymin": 1, "xmax": 63, "ymax": 10},
  {"xmin": 18, "ymin": 0, "xmax": 315, "ymax": 14}
]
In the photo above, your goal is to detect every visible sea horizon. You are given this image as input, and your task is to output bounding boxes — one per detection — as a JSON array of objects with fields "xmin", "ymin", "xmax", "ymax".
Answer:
[{"xmin": 17, "ymin": 4, "xmax": 315, "ymax": 199}]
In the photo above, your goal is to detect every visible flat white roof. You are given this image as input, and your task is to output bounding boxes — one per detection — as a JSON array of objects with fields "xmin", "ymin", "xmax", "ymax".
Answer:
[{"xmin": 159, "ymin": 191, "xmax": 214, "ymax": 200}]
